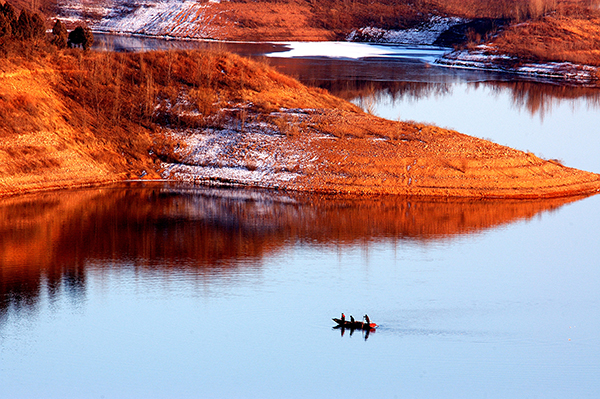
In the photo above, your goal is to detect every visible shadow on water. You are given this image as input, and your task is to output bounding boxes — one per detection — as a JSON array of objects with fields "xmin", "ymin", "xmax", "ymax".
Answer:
[{"xmin": 0, "ymin": 183, "xmax": 587, "ymax": 323}]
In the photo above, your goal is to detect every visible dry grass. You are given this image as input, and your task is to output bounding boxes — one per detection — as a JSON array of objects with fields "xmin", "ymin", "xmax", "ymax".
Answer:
[
  {"xmin": 2, "ymin": 44, "xmax": 600, "ymax": 198},
  {"xmin": 432, "ymin": 0, "xmax": 563, "ymax": 20},
  {"xmin": 489, "ymin": 2, "xmax": 600, "ymax": 66},
  {"xmin": 220, "ymin": 0, "xmax": 583, "ymax": 40},
  {"xmin": 0, "ymin": 61, "xmax": 119, "ymax": 195},
  {"xmin": 0, "ymin": 46, "xmax": 360, "ymax": 195}
]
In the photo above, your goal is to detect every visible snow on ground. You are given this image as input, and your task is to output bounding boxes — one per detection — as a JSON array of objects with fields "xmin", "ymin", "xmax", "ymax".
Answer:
[
  {"xmin": 438, "ymin": 46, "xmax": 600, "ymax": 85},
  {"xmin": 267, "ymin": 41, "xmax": 397, "ymax": 59},
  {"xmin": 59, "ymin": 0, "xmax": 226, "ymax": 38},
  {"xmin": 347, "ymin": 16, "xmax": 465, "ymax": 45},
  {"xmin": 98, "ymin": 0, "xmax": 224, "ymax": 37},
  {"xmin": 161, "ymin": 109, "xmax": 317, "ymax": 189}
]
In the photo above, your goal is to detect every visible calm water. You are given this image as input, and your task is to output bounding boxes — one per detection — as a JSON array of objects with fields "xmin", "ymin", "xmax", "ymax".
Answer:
[
  {"xmin": 1, "ymin": 36, "xmax": 599, "ymax": 398},
  {"xmin": 2, "ymin": 185, "xmax": 599, "ymax": 398}
]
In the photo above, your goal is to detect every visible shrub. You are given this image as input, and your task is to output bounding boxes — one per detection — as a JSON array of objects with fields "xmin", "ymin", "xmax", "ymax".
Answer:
[
  {"xmin": 0, "ymin": 2, "xmax": 17, "ymax": 34},
  {"xmin": 68, "ymin": 26, "xmax": 94, "ymax": 50},
  {"xmin": 16, "ymin": 9, "xmax": 45, "ymax": 40},
  {"xmin": 52, "ymin": 19, "xmax": 67, "ymax": 49}
]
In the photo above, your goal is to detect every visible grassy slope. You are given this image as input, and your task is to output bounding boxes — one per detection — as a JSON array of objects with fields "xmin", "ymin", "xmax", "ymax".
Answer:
[
  {"xmin": 0, "ymin": 46, "xmax": 162, "ymax": 196},
  {"xmin": 0, "ymin": 46, "xmax": 355, "ymax": 195},
  {"xmin": 3, "ymin": 47, "xmax": 598, "ymax": 198},
  {"xmin": 217, "ymin": 0, "xmax": 439, "ymax": 41},
  {"xmin": 0, "ymin": 61, "xmax": 119, "ymax": 195},
  {"xmin": 489, "ymin": 5, "xmax": 600, "ymax": 66},
  {"xmin": 39, "ymin": 0, "xmax": 571, "ymax": 40}
]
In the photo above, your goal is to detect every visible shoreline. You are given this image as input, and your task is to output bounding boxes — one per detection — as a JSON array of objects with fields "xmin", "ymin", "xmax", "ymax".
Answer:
[
  {"xmin": 1, "ymin": 49, "xmax": 600, "ymax": 200},
  {"xmin": 2, "ymin": 177, "xmax": 600, "ymax": 201},
  {"xmin": 92, "ymin": 30, "xmax": 600, "ymax": 87},
  {"xmin": 436, "ymin": 48, "xmax": 600, "ymax": 86},
  {"xmin": 159, "ymin": 106, "xmax": 600, "ymax": 200}
]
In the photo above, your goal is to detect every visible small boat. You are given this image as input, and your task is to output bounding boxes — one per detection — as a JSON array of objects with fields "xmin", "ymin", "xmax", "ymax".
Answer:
[{"xmin": 332, "ymin": 313, "xmax": 377, "ymax": 330}]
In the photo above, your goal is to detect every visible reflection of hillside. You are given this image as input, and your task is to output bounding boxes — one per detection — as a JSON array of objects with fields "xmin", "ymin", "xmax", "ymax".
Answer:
[
  {"xmin": 0, "ymin": 184, "xmax": 584, "ymax": 320},
  {"xmin": 480, "ymin": 81, "xmax": 600, "ymax": 119},
  {"xmin": 331, "ymin": 78, "xmax": 600, "ymax": 118},
  {"xmin": 264, "ymin": 57, "xmax": 456, "ymax": 101},
  {"xmin": 315, "ymin": 79, "xmax": 452, "ymax": 103}
]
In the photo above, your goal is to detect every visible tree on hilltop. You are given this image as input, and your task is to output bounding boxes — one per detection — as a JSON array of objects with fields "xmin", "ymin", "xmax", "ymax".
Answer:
[
  {"xmin": 52, "ymin": 19, "xmax": 67, "ymax": 48},
  {"xmin": 15, "ymin": 8, "xmax": 45, "ymax": 40},
  {"xmin": 0, "ymin": 2, "xmax": 17, "ymax": 34},
  {"xmin": 68, "ymin": 25, "xmax": 94, "ymax": 50}
]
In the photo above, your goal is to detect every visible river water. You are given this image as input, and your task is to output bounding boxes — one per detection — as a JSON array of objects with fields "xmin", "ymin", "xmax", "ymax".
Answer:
[{"xmin": 1, "ymin": 36, "xmax": 600, "ymax": 398}]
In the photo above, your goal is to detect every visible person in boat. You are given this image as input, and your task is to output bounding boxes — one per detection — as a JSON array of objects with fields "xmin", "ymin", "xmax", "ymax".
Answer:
[
  {"xmin": 332, "ymin": 313, "xmax": 346, "ymax": 325},
  {"xmin": 349, "ymin": 315, "xmax": 365, "ymax": 329},
  {"xmin": 363, "ymin": 314, "xmax": 377, "ymax": 329}
]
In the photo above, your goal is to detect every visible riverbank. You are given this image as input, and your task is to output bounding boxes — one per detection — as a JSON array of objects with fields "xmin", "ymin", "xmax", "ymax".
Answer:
[
  {"xmin": 2, "ymin": 48, "xmax": 600, "ymax": 199},
  {"xmin": 48, "ymin": 0, "xmax": 600, "ymax": 85},
  {"xmin": 161, "ymin": 106, "xmax": 600, "ymax": 198},
  {"xmin": 436, "ymin": 47, "xmax": 600, "ymax": 85},
  {"xmin": 436, "ymin": 6, "xmax": 600, "ymax": 85}
]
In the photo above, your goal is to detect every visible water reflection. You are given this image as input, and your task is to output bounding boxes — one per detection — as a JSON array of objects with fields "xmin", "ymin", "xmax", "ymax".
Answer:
[
  {"xmin": 0, "ymin": 183, "xmax": 586, "ymax": 323},
  {"xmin": 486, "ymin": 80, "xmax": 600, "ymax": 119},
  {"xmin": 93, "ymin": 33, "xmax": 289, "ymax": 56},
  {"xmin": 94, "ymin": 33, "xmax": 600, "ymax": 120},
  {"xmin": 350, "ymin": 79, "xmax": 600, "ymax": 118},
  {"xmin": 334, "ymin": 324, "xmax": 375, "ymax": 341}
]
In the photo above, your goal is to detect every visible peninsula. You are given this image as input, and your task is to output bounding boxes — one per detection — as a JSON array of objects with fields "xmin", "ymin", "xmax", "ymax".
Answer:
[
  {"xmin": 1, "ymin": 0, "xmax": 600, "ymax": 198},
  {"xmin": 1, "ymin": 46, "xmax": 599, "ymax": 198}
]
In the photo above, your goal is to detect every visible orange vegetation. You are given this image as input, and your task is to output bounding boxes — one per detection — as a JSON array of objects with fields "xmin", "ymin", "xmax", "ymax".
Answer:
[
  {"xmin": 214, "ymin": 0, "xmax": 446, "ymax": 40},
  {"xmin": 134, "ymin": 0, "xmax": 599, "ymax": 41},
  {"xmin": 488, "ymin": 3, "xmax": 600, "ymax": 66},
  {"xmin": 0, "ymin": 47, "xmax": 599, "ymax": 198},
  {"xmin": 0, "ymin": 62, "xmax": 118, "ymax": 194},
  {"xmin": 33, "ymin": 0, "xmax": 582, "ymax": 41}
]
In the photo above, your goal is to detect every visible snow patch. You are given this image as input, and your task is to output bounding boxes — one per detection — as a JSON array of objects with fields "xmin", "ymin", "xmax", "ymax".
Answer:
[
  {"xmin": 347, "ymin": 16, "xmax": 465, "ymax": 45},
  {"xmin": 265, "ymin": 41, "xmax": 448, "ymax": 63},
  {"xmin": 267, "ymin": 41, "xmax": 405, "ymax": 59},
  {"xmin": 161, "ymin": 109, "xmax": 318, "ymax": 189},
  {"xmin": 59, "ymin": 0, "xmax": 226, "ymax": 39},
  {"xmin": 438, "ymin": 46, "xmax": 600, "ymax": 85}
]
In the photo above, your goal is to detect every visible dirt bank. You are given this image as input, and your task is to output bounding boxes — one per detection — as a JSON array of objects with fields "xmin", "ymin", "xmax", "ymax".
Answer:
[
  {"xmin": 1, "ymin": 49, "xmax": 600, "ymax": 199},
  {"xmin": 162, "ymin": 106, "xmax": 600, "ymax": 199}
]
